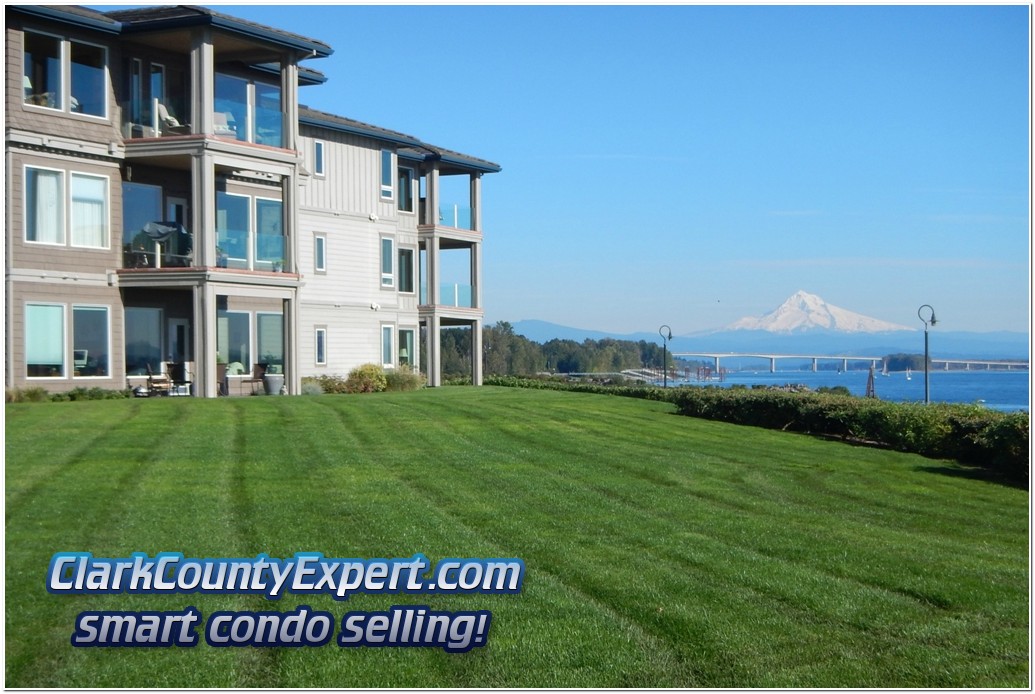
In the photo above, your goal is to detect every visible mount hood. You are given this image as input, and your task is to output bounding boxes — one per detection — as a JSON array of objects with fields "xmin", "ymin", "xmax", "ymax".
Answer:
[{"xmin": 725, "ymin": 291, "xmax": 914, "ymax": 334}]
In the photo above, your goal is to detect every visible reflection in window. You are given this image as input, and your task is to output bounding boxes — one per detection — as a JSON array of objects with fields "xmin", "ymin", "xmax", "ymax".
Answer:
[
  {"xmin": 315, "ymin": 327, "xmax": 327, "ymax": 366},
  {"xmin": 397, "ymin": 167, "xmax": 414, "ymax": 212},
  {"xmin": 382, "ymin": 326, "xmax": 393, "ymax": 367},
  {"xmin": 398, "ymin": 329, "xmax": 415, "ymax": 368},
  {"xmin": 254, "ymin": 81, "xmax": 281, "ymax": 147},
  {"xmin": 381, "ymin": 237, "xmax": 394, "ymax": 287},
  {"xmin": 73, "ymin": 306, "xmax": 109, "ymax": 377},
  {"xmin": 23, "ymin": 32, "xmax": 62, "ymax": 109},
  {"xmin": 255, "ymin": 198, "xmax": 283, "ymax": 265},
  {"xmin": 125, "ymin": 307, "xmax": 161, "ymax": 376},
  {"xmin": 398, "ymin": 248, "xmax": 414, "ymax": 293},
  {"xmin": 216, "ymin": 192, "xmax": 249, "ymax": 267},
  {"xmin": 217, "ymin": 310, "xmax": 250, "ymax": 372},
  {"xmin": 215, "ymin": 73, "xmax": 248, "ymax": 141},
  {"xmin": 70, "ymin": 41, "xmax": 106, "ymax": 117},
  {"xmin": 26, "ymin": 304, "xmax": 64, "ymax": 377}
]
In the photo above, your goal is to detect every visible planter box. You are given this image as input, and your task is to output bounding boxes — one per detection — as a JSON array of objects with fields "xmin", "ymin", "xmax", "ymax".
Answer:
[{"xmin": 264, "ymin": 373, "xmax": 285, "ymax": 395}]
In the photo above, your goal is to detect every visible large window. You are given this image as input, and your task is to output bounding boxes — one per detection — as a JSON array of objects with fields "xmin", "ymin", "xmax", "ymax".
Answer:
[
  {"xmin": 215, "ymin": 73, "xmax": 281, "ymax": 146},
  {"xmin": 73, "ymin": 306, "xmax": 109, "ymax": 377},
  {"xmin": 124, "ymin": 307, "xmax": 161, "ymax": 376},
  {"xmin": 26, "ymin": 304, "xmax": 64, "ymax": 378},
  {"xmin": 217, "ymin": 192, "xmax": 283, "ymax": 270},
  {"xmin": 123, "ymin": 182, "xmax": 162, "ymax": 266},
  {"xmin": 26, "ymin": 167, "xmax": 108, "ymax": 248},
  {"xmin": 380, "ymin": 150, "xmax": 393, "ymax": 200},
  {"xmin": 398, "ymin": 248, "xmax": 414, "ymax": 293},
  {"xmin": 24, "ymin": 31, "xmax": 107, "ymax": 118}
]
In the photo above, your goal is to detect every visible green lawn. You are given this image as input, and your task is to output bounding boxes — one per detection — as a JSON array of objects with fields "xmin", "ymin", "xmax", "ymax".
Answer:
[{"xmin": 5, "ymin": 387, "xmax": 1028, "ymax": 687}]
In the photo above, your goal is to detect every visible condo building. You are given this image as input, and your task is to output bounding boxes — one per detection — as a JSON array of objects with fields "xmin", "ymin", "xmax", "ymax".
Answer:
[{"xmin": 5, "ymin": 4, "xmax": 499, "ymax": 396}]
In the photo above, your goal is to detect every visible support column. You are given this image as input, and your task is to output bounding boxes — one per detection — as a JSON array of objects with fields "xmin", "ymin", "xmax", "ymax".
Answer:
[
  {"xmin": 428, "ymin": 236, "xmax": 440, "ymax": 305},
  {"xmin": 470, "ymin": 173, "xmax": 482, "ymax": 232},
  {"xmin": 195, "ymin": 283, "xmax": 218, "ymax": 397},
  {"xmin": 281, "ymin": 60, "xmax": 299, "ymax": 152},
  {"xmin": 471, "ymin": 318, "xmax": 483, "ymax": 386},
  {"xmin": 425, "ymin": 165, "xmax": 440, "ymax": 226},
  {"xmin": 190, "ymin": 28, "xmax": 214, "ymax": 136},
  {"xmin": 284, "ymin": 295, "xmax": 298, "ymax": 395},
  {"xmin": 842, "ymin": 358, "xmax": 848, "ymax": 371},
  {"xmin": 192, "ymin": 152, "xmax": 216, "ymax": 266},
  {"xmin": 427, "ymin": 315, "xmax": 441, "ymax": 387},
  {"xmin": 713, "ymin": 356, "xmax": 720, "ymax": 371},
  {"xmin": 811, "ymin": 358, "xmax": 818, "ymax": 372},
  {"xmin": 769, "ymin": 358, "xmax": 776, "ymax": 373}
]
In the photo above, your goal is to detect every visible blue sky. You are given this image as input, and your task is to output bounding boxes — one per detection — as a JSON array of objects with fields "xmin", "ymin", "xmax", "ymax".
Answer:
[{"xmin": 138, "ymin": 4, "xmax": 1032, "ymax": 334}]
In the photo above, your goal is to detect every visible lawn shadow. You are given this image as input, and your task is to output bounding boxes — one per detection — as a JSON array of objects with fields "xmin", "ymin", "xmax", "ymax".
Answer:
[{"xmin": 914, "ymin": 463, "xmax": 1028, "ymax": 491}]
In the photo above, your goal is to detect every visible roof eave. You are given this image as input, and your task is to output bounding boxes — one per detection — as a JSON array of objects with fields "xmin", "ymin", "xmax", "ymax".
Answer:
[{"xmin": 9, "ymin": 5, "xmax": 121, "ymax": 34}]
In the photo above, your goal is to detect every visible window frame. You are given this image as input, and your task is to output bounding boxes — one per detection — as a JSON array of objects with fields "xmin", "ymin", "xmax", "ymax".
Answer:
[
  {"xmin": 380, "ymin": 149, "xmax": 394, "ymax": 200},
  {"xmin": 397, "ymin": 247, "xmax": 415, "ymax": 294},
  {"xmin": 381, "ymin": 324, "xmax": 394, "ymax": 368},
  {"xmin": 72, "ymin": 304, "xmax": 111, "ymax": 379},
  {"xmin": 25, "ymin": 302, "xmax": 66, "ymax": 379},
  {"xmin": 397, "ymin": 165, "xmax": 414, "ymax": 213},
  {"xmin": 398, "ymin": 328, "xmax": 416, "ymax": 369},
  {"xmin": 313, "ymin": 140, "xmax": 325, "ymax": 177},
  {"xmin": 23, "ymin": 30, "xmax": 109, "ymax": 120},
  {"xmin": 314, "ymin": 234, "xmax": 327, "ymax": 273},
  {"xmin": 69, "ymin": 172, "xmax": 110, "ymax": 249},
  {"xmin": 24, "ymin": 165, "xmax": 65, "ymax": 246},
  {"xmin": 315, "ymin": 327, "xmax": 327, "ymax": 366},
  {"xmin": 380, "ymin": 236, "xmax": 395, "ymax": 288}
]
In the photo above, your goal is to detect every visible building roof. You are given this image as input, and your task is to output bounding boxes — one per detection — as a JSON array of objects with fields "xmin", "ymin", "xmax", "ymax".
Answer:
[
  {"xmin": 299, "ymin": 106, "xmax": 501, "ymax": 175},
  {"xmin": 8, "ymin": 5, "xmax": 121, "ymax": 33},
  {"xmin": 105, "ymin": 5, "xmax": 333, "ymax": 58}
]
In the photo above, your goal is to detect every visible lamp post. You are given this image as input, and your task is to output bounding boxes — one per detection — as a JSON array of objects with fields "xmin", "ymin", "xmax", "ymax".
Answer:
[
  {"xmin": 659, "ymin": 325, "xmax": 672, "ymax": 388},
  {"xmin": 917, "ymin": 304, "xmax": 937, "ymax": 404}
]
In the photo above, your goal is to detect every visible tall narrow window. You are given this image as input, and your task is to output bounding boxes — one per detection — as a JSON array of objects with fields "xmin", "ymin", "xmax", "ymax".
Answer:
[
  {"xmin": 381, "ymin": 237, "xmax": 394, "ymax": 287},
  {"xmin": 382, "ymin": 326, "xmax": 394, "ymax": 367},
  {"xmin": 255, "ymin": 198, "xmax": 283, "ymax": 266},
  {"xmin": 380, "ymin": 150, "xmax": 393, "ymax": 199},
  {"xmin": 314, "ymin": 235, "xmax": 326, "ymax": 273},
  {"xmin": 217, "ymin": 310, "xmax": 251, "ymax": 370},
  {"xmin": 397, "ymin": 166, "xmax": 414, "ymax": 212},
  {"xmin": 216, "ymin": 192, "xmax": 250, "ymax": 267},
  {"xmin": 315, "ymin": 328, "xmax": 327, "ymax": 366},
  {"xmin": 254, "ymin": 81, "xmax": 281, "ymax": 147},
  {"xmin": 25, "ymin": 167, "xmax": 63, "ymax": 244},
  {"xmin": 124, "ymin": 307, "xmax": 161, "ymax": 375},
  {"xmin": 26, "ymin": 304, "xmax": 64, "ymax": 378},
  {"xmin": 398, "ymin": 248, "xmax": 414, "ymax": 293},
  {"xmin": 257, "ymin": 313, "xmax": 283, "ymax": 373},
  {"xmin": 73, "ymin": 306, "xmax": 109, "ymax": 377},
  {"xmin": 313, "ymin": 141, "xmax": 325, "ymax": 176},
  {"xmin": 71, "ymin": 174, "xmax": 108, "ymax": 248}
]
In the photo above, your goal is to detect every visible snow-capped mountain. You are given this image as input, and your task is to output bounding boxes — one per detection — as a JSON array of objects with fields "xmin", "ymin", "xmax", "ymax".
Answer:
[{"xmin": 725, "ymin": 291, "xmax": 914, "ymax": 334}]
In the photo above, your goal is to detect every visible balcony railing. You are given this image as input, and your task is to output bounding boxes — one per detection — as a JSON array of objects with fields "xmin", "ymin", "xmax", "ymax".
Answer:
[{"xmin": 440, "ymin": 283, "xmax": 473, "ymax": 308}]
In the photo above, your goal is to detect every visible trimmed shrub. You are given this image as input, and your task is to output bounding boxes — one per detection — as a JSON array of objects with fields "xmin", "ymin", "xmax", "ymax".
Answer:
[
  {"xmin": 300, "ymin": 380, "xmax": 324, "ymax": 396},
  {"xmin": 345, "ymin": 363, "xmax": 387, "ymax": 394}
]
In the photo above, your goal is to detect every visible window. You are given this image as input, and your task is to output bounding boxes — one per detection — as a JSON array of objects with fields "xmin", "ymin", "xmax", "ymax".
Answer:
[
  {"xmin": 255, "ymin": 198, "xmax": 283, "ymax": 266},
  {"xmin": 398, "ymin": 248, "xmax": 414, "ymax": 293},
  {"xmin": 398, "ymin": 329, "xmax": 415, "ymax": 368},
  {"xmin": 380, "ymin": 150, "xmax": 393, "ymax": 199},
  {"xmin": 73, "ymin": 306, "xmax": 109, "ymax": 377},
  {"xmin": 313, "ymin": 141, "xmax": 325, "ymax": 176},
  {"xmin": 215, "ymin": 73, "xmax": 281, "ymax": 146},
  {"xmin": 381, "ymin": 237, "xmax": 394, "ymax": 288},
  {"xmin": 26, "ymin": 303, "xmax": 64, "ymax": 378},
  {"xmin": 315, "ymin": 327, "xmax": 327, "ymax": 366},
  {"xmin": 23, "ymin": 31, "xmax": 108, "ymax": 118},
  {"xmin": 25, "ymin": 167, "xmax": 63, "ymax": 244},
  {"xmin": 125, "ymin": 307, "xmax": 162, "ymax": 376},
  {"xmin": 314, "ymin": 235, "xmax": 326, "ymax": 273},
  {"xmin": 382, "ymin": 326, "xmax": 394, "ymax": 367},
  {"xmin": 70, "ymin": 174, "xmax": 108, "ymax": 248},
  {"xmin": 257, "ymin": 313, "xmax": 283, "ymax": 373},
  {"xmin": 26, "ymin": 167, "xmax": 109, "ymax": 249},
  {"xmin": 216, "ymin": 192, "xmax": 283, "ymax": 270},
  {"xmin": 397, "ymin": 166, "xmax": 414, "ymax": 212}
]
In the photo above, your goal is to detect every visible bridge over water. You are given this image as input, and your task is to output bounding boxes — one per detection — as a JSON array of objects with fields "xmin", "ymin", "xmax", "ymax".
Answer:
[{"xmin": 671, "ymin": 352, "xmax": 1029, "ymax": 373}]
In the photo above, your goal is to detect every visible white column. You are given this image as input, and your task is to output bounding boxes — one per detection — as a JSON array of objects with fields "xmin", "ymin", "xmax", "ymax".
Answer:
[
  {"xmin": 471, "ymin": 318, "xmax": 483, "ymax": 386},
  {"xmin": 428, "ymin": 315, "xmax": 441, "ymax": 387},
  {"xmin": 195, "ymin": 283, "xmax": 218, "ymax": 397}
]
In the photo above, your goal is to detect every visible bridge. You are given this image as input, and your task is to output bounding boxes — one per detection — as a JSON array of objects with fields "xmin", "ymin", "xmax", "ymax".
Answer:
[{"xmin": 671, "ymin": 352, "xmax": 1029, "ymax": 373}]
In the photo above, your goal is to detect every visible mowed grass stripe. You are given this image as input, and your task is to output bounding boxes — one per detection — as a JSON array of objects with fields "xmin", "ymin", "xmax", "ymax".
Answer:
[{"xmin": 5, "ymin": 388, "xmax": 1028, "ymax": 687}]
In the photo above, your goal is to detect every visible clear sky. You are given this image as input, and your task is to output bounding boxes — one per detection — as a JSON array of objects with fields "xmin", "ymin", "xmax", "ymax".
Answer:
[{"xmin": 124, "ymin": 3, "xmax": 1033, "ymax": 334}]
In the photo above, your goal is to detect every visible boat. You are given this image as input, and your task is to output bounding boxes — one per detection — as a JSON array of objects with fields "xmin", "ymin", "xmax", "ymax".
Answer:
[{"xmin": 906, "ymin": 367, "xmax": 912, "ymax": 381}]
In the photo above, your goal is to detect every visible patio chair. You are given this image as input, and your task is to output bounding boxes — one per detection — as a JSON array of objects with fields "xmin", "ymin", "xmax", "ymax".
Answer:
[
  {"xmin": 242, "ymin": 363, "xmax": 268, "ymax": 395},
  {"xmin": 146, "ymin": 363, "xmax": 171, "ymax": 396}
]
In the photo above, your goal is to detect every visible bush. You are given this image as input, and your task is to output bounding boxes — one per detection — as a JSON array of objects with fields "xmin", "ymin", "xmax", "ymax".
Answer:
[
  {"xmin": 300, "ymin": 380, "xmax": 324, "ymax": 396},
  {"xmin": 6, "ymin": 387, "xmax": 51, "ymax": 403},
  {"xmin": 384, "ymin": 366, "xmax": 425, "ymax": 392},
  {"xmin": 345, "ymin": 364, "xmax": 387, "ymax": 394}
]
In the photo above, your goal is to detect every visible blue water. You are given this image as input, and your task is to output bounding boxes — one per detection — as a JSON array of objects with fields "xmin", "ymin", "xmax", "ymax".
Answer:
[{"xmin": 665, "ymin": 369, "xmax": 1030, "ymax": 412}]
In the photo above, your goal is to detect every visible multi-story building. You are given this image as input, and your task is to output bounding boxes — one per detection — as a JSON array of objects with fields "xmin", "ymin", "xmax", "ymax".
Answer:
[{"xmin": 5, "ymin": 5, "xmax": 499, "ymax": 396}]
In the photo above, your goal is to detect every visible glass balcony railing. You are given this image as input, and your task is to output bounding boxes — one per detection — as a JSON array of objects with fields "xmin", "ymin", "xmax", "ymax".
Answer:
[
  {"xmin": 256, "ymin": 234, "xmax": 285, "ymax": 269},
  {"xmin": 254, "ymin": 106, "xmax": 282, "ymax": 148},
  {"xmin": 440, "ymin": 283, "xmax": 473, "ymax": 308},
  {"xmin": 216, "ymin": 228, "xmax": 249, "ymax": 268},
  {"xmin": 123, "ymin": 224, "xmax": 194, "ymax": 269},
  {"xmin": 437, "ymin": 204, "xmax": 472, "ymax": 230}
]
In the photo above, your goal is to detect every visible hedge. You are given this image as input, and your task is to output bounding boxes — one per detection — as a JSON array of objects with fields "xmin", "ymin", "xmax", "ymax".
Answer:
[{"xmin": 485, "ymin": 376, "xmax": 1030, "ymax": 482}]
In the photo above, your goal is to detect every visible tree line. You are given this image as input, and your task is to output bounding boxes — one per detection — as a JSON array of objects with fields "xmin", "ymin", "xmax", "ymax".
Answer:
[{"xmin": 439, "ymin": 321, "xmax": 678, "ymax": 379}]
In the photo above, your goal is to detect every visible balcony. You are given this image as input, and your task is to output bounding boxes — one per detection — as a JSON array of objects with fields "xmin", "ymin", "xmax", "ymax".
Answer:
[
  {"xmin": 420, "ymin": 282, "xmax": 473, "ymax": 308},
  {"xmin": 420, "ymin": 200, "xmax": 473, "ymax": 230},
  {"xmin": 123, "ymin": 222, "xmax": 194, "ymax": 269}
]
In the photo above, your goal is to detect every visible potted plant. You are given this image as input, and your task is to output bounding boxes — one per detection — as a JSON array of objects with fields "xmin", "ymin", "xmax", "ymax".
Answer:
[
  {"xmin": 272, "ymin": 258, "xmax": 284, "ymax": 272},
  {"xmin": 216, "ymin": 246, "xmax": 228, "ymax": 268}
]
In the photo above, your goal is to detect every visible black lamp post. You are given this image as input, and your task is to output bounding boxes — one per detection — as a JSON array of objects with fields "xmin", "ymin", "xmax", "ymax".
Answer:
[
  {"xmin": 917, "ymin": 304, "xmax": 937, "ymax": 404},
  {"xmin": 659, "ymin": 325, "xmax": 672, "ymax": 388}
]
